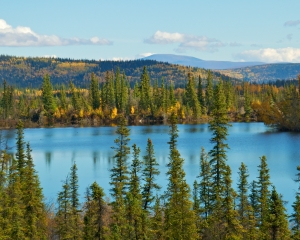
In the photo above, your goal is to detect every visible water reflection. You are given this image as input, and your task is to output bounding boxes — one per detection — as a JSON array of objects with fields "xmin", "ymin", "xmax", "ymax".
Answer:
[
  {"xmin": 93, "ymin": 151, "xmax": 99, "ymax": 166},
  {"xmin": 45, "ymin": 152, "xmax": 51, "ymax": 168}
]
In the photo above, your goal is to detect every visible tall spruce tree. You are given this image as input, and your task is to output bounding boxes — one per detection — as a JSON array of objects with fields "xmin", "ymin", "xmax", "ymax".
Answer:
[
  {"xmin": 237, "ymin": 162, "xmax": 249, "ymax": 228},
  {"xmin": 56, "ymin": 177, "xmax": 72, "ymax": 239},
  {"xmin": 198, "ymin": 147, "xmax": 212, "ymax": 220},
  {"xmin": 291, "ymin": 166, "xmax": 300, "ymax": 239},
  {"xmin": 197, "ymin": 75, "xmax": 206, "ymax": 114},
  {"xmin": 257, "ymin": 155, "xmax": 271, "ymax": 237},
  {"xmin": 164, "ymin": 113, "xmax": 197, "ymax": 239},
  {"xmin": 23, "ymin": 143, "xmax": 47, "ymax": 239},
  {"xmin": 83, "ymin": 182, "xmax": 107, "ymax": 240},
  {"xmin": 142, "ymin": 138, "xmax": 160, "ymax": 211},
  {"xmin": 151, "ymin": 196, "xmax": 164, "ymax": 240},
  {"xmin": 209, "ymin": 80, "xmax": 231, "ymax": 200},
  {"xmin": 4, "ymin": 157, "xmax": 26, "ymax": 239},
  {"xmin": 1, "ymin": 80, "xmax": 13, "ymax": 119},
  {"xmin": 205, "ymin": 70, "xmax": 214, "ymax": 114},
  {"xmin": 70, "ymin": 162, "xmax": 82, "ymax": 239},
  {"xmin": 268, "ymin": 186, "xmax": 290, "ymax": 240},
  {"xmin": 222, "ymin": 165, "xmax": 243, "ymax": 239},
  {"xmin": 16, "ymin": 120, "xmax": 26, "ymax": 179},
  {"xmin": 186, "ymin": 73, "xmax": 201, "ymax": 119},
  {"xmin": 125, "ymin": 144, "xmax": 144, "ymax": 239},
  {"xmin": 139, "ymin": 66, "xmax": 152, "ymax": 114},
  {"xmin": 42, "ymin": 74, "xmax": 56, "ymax": 116},
  {"xmin": 90, "ymin": 72, "xmax": 100, "ymax": 110},
  {"xmin": 110, "ymin": 116, "xmax": 130, "ymax": 239}
]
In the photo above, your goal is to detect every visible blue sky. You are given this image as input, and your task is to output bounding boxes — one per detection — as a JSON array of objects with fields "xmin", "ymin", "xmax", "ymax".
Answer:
[{"xmin": 1, "ymin": 0, "xmax": 300, "ymax": 62}]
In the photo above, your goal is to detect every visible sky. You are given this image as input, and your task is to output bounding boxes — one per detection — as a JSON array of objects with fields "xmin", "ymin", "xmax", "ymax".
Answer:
[{"xmin": 1, "ymin": 0, "xmax": 300, "ymax": 62}]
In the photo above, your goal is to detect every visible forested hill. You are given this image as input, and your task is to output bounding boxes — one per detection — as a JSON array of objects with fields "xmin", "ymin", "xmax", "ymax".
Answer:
[
  {"xmin": 216, "ymin": 63, "xmax": 300, "ymax": 83},
  {"xmin": 0, "ymin": 55, "xmax": 237, "ymax": 88}
]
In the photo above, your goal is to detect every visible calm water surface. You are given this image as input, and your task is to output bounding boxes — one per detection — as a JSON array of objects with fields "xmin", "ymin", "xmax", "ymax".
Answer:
[{"xmin": 3, "ymin": 122, "xmax": 300, "ymax": 213}]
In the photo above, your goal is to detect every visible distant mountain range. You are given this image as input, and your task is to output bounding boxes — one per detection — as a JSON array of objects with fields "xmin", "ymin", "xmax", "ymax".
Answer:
[
  {"xmin": 142, "ymin": 54, "xmax": 300, "ymax": 82},
  {"xmin": 216, "ymin": 63, "xmax": 300, "ymax": 82},
  {"xmin": 142, "ymin": 54, "xmax": 265, "ymax": 70}
]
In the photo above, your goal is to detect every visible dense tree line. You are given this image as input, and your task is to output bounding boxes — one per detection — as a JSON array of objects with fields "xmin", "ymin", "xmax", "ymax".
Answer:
[
  {"xmin": 252, "ymin": 74, "xmax": 300, "ymax": 131},
  {"xmin": 1, "ymin": 65, "xmax": 292, "ymax": 129},
  {"xmin": 1, "ymin": 101, "xmax": 300, "ymax": 238},
  {"xmin": 0, "ymin": 55, "xmax": 235, "ymax": 88}
]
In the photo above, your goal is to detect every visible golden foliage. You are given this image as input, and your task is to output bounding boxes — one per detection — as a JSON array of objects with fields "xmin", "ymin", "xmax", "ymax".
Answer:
[
  {"xmin": 111, "ymin": 107, "xmax": 118, "ymax": 119},
  {"xmin": 130, "ymin": 106, "xmax": 135, "ymax": 115}
]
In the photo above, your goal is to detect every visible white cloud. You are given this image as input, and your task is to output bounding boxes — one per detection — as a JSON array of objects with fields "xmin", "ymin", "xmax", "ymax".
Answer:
[
  {"xmin": 43, "ymin": 55, "xmax": 57, "ymax": 58},
  {"xmin": 235, "ymin": 47, "xmax": 300, "ymax": 62},
  {"xmin": 0, "ymin": 19, "xmax": 112, "ymax": 47},
  {"xmin": 144, "ymin": 31, "xmax": 224, "ymax": 52},
  {"xmin": 284, "ymin": 20, "xmax": 300, "ymax": 27},
  {"xmin": 144, "ymin": 31, "xmax": 184, "ymax": 44},
  {"xmin": 111, "ymin": 57, "xmax": 132, "ymax": 61},
  {"xmin": 135, "ymin": 52, "xmax": 155, "ymax": 59}
]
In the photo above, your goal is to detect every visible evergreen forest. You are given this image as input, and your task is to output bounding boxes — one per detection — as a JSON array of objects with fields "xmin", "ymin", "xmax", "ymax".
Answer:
[{"xmin": 0, "ymin": 64, "xmax": 300, "ymax": 131}]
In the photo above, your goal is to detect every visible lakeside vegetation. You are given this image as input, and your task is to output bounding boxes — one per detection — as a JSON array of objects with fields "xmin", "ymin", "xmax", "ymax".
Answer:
[{"xmin": 1, "ymin": 64, "xmax": 300, "ymax": 131}]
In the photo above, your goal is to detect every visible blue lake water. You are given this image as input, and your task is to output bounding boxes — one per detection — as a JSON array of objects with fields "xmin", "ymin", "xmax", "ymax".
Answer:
[{"xmin": 3, "ymin": 122, "xmax": 300, "ymax": 213}]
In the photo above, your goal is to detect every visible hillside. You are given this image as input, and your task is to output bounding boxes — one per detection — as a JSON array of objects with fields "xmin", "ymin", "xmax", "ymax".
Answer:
[
  {"xmin": 142, "ymin": 54, "xmax": 264, "ymax": 70},
  {"xmin": 0, "ymin": 55, "xmax": 237, "ymax": 88},
  {"xmin": 216, "ymin": 63, "xmax": 300, "ymax": 82}
]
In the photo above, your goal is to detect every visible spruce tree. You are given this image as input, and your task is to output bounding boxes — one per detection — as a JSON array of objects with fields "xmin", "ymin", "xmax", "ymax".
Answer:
[
  {"xmin": 268, "ymin": 186, "xmax": 290, "ymax": 240},
  {"xmin": 151, "ymin": 196, "xmax": 164, "ymax": 240},
  {"xmin": 115, "ymin": 68, "xmax": 121, "ymax": 112},
  {"xmin": 169, "ymin": 83, "xmax": 176, "ymax": 107},
  {"xmin": 70, "ymin": 81, "xmax": 82, "ymax": 112},
  {"xmin": 120, "ymin": 72, "xmax": 128, "ymax": 114},
  {"xmin": 164, "ymin": 113, "xmax": 197, "ymax": 239},
  {"xmin": 142, "ymin": 138, "xmax": 160, "ymax": 211},
  {"xmin": 222, "ymin": 165, "xmax": 243, "ymax": 239},
  {"xmin": 4, "ymin": 157, "xmax": 26, "ymax": 239},
  {"xmin": 56, "ymin": 177, "xmax": 72, "ymax": 239},
  {"xmin": 186, "ymin": 73, "xmax": 201, "ymax": 119},
  {"xmin": 90, "ymin": 72, "xmax": 100, "ymax": 110},
  {"xmin": 125, "ymin": 144, "xmax": 144, "ymax": 239},
  {"xmin": 1, "ymin": 80, "xmax": 13, "ymax": 119},
  {"xmin": 83, "ymin": 182, "xmax": 107, "ymax": 240},
  {"xmin": 244, "ymin": 86, "xmax": 252, "ymax": 122},
  {"xmin": 110, "ymin": 116, "xmax": 130, "ymax": 239},
  {"xmin": 60, "ymin": 84, "xmax": 67, "ymax": 111},
  {"xmin": 139, "ymin": 66, "xmax": 152, "ymax": 114},
  {"xmin": 209, "ymin": 80, "xmax": 231, "ymax": 201},
  {"xmin": 16, "ymin": 120, "xmax": 26, "ymax": 179},
  {"xmin": 257, "ymin": 155, "xmax": 271, "ymax": 237},
  {"xmin": 42, "ymin": 74, "xmax": 56, "ymax": 116},
  {"xmin": 23, "ymin": 143, "xmax": 47, "ymax": 239},
  {"xmin": 291, "ymin": 166, "xmax": 300, "ymax": 239},
  {"xmin": 70, "ymin": 162, "xmax": 82, "ymax": 239},
  {"xmin": 198, "ymin": 75, "xmax": 206, "ymax": 114},
  {"xmin": 198, "ymin": 147, "xmax": 212, "ymax": 220},
  {"xmin": 205, "ymin": 70, "xmax": 214, "ymax": 114},
  {"xmin": 237, "ymin": 162, "xmax": 250, "ymax": 228}
]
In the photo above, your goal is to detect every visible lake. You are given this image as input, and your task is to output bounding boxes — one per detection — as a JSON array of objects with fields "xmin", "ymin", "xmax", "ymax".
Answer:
[{"xmin": 2, "ymin": 122, "xmax": 300, "ymax": 213}]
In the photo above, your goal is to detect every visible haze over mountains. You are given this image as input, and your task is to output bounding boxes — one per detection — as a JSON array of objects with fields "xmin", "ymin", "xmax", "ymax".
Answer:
[
  {"xmin": 142, "ymin": 54, "xmax": 300, "ymax": 82},
  {"xmin": 142, "ymin": 54, "xmax": 265, "ymax": 70}
]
